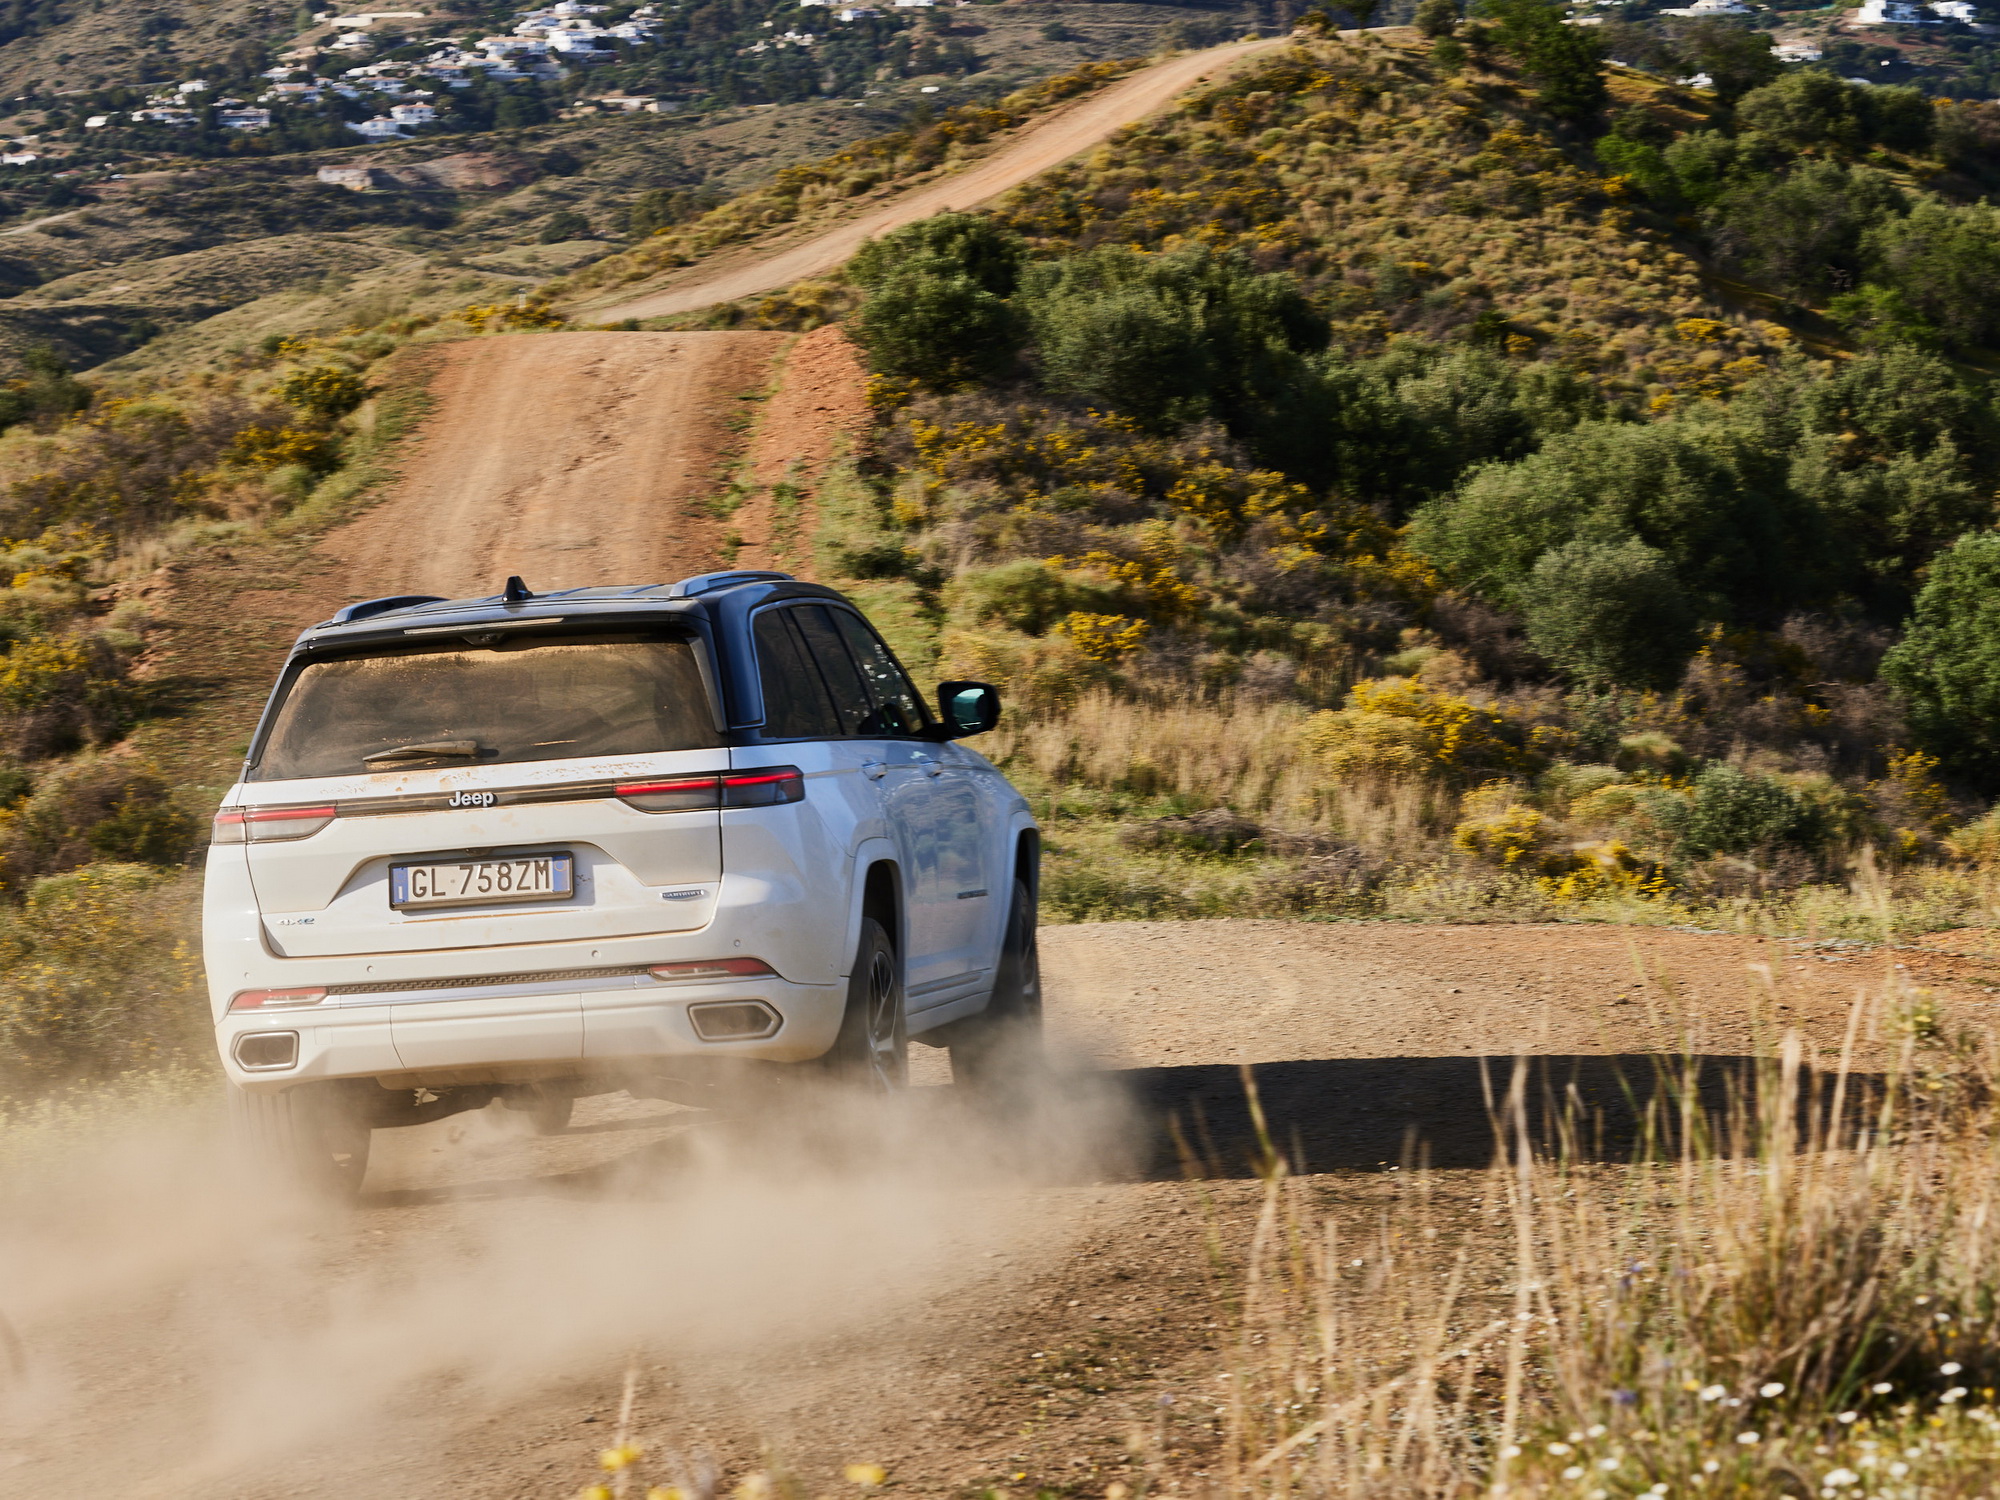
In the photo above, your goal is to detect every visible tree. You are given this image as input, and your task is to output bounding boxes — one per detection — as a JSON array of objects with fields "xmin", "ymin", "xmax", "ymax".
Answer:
[
  {"xmin": 1407, "ymin": 417, "xmax": 1806, "ymax": 621},
  {"xmin": 1482, "ymin": 0, "xmax": 1607, "ymax": 123},
  {"xmin": 849, "ymin": 211, "xmax": 1023, "ymax": 297},
  {"xmin": 849, "ymin": 272, "xmax": 1019, "ymax": 390},
  {"xmin": 1735, "ymin": 70, "xmax": 1869, "ymax": 148},
  {"xmin": 1415, "ymin": 0, "xmax": 1459, "ymax": 36},
  {"xmin": 1668, "ymin": 18, "xmax": 1780, "ymax": 106},
  {"xmin": 1515, "ymin": 537, "xmax": 1699, "ymax": 688},
  {"xmin": 1019, "ymin": 245, "xmax": 1327, "ymax": 432},
  {"xmin": 1707, "ymin": 161, "xmax": 1906, "ymax": 299},
  {"xmin": 1882, "ymin": 532, "xmax": 2000, "ymax": 785},
  {"xmin": 1863, "ymin": 199, "xmax": 2000, "ymax": 350}
]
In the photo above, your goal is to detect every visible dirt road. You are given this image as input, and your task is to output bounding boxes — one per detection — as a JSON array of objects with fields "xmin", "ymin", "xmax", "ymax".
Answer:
[
  {"xmin": 314, "ymin": 330, "xmax": 787, "ymax": 602},
  {"xmin": 584, "ymin": 38, "xmax": 1289, "ymax": 325},
  {"xmin": 1, "ymin": 920, "xmax": 1974, "ymax": 1499}
]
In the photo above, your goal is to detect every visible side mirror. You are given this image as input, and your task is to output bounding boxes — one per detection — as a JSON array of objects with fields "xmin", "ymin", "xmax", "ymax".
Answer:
[{"xmin": 935, "ymin": 680, "xmax": 1001, "ymax": 738}]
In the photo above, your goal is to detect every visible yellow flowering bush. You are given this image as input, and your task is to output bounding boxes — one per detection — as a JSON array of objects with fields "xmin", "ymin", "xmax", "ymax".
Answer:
[
  {"xmin": 1055, "ymin": 611, "xmax": 1149, "ymax": 661},
  {"xmin": 1452, "ymin": 801, "xmax": 1551, "ymax": 868},
  {"xmin": 1301, "ymin": 677, "xmax": 1537, "ymax": 780}
]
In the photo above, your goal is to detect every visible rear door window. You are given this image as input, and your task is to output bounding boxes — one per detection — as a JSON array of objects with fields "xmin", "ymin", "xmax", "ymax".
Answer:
[
  {"xmin": 252, "ymin": 632, "xmax": 720, "ymax": 781},
  {"xmin": 753, "ymin": 608, "xmax": 841, "ymax": 739},
  {"xmin": 791, "ymin": 605, "xmax": 877, "ymax": 737},
  {"xmin": 830, "ymin": 610, "xmax": 929, "ymax": 737}
]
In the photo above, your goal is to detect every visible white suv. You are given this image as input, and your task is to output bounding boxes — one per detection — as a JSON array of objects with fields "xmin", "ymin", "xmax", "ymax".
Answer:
[{"xmin": 204, "ymin": 570, "xmax": 1041, "ymax": 1194}]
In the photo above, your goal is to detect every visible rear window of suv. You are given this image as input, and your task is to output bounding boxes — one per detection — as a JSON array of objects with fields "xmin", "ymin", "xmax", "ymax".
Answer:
[{"xmin": 250, "ymin": 632, "xmax": 720, "ymax": 782}]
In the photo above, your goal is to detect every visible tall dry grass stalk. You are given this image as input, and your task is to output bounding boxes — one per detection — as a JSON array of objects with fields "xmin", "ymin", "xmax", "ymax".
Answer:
[{"xmin": 1211, "ymin": 978, "xmax": 2000, "ymax": 1497}]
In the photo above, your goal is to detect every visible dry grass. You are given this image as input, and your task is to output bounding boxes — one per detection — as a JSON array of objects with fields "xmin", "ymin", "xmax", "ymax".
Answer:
[{"xmin": 1200, "ymin": 977, "xmax": 2000, "ymax": 1498}]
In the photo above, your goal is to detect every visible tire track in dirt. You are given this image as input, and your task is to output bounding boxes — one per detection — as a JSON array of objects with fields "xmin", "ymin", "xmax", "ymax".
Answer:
[
  {"xmin": 582, "ymin": 37, "xmax": 1292, "ymax": 325},
  {"xmin": 311, "ymin": 329, "xmax": 789, "ymax": 607}
]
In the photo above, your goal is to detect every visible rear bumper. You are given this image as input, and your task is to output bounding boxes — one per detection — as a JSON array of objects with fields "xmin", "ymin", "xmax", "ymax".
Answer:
[{"xmin": 216, "ymin": 972, "xmax": 847, "ymax": 1092}]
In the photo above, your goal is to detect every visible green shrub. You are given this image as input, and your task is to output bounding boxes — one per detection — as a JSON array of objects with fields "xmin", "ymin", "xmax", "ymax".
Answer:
[
  {"xmin": 1882, "ymin": 532, "xmax": 2000, "ymax": 787},
  {"xmin": 4, "ymin": 762, "xmax": 197, "ymax": 886},
  {"xmin": 1407, "ymin": 417, "xmax": 1802, "ymax": 621},
  {"xmin": 848, "ymin": 211, "xmax": 1023, "ymax": 296},
  {"xmin": 1708, "ymin": 162, "xmax": 1906, "ymax": 300},
  {"xmin": 1018, "ymin": 244, "xmax": 1327, "ymax": 433},
  {"xmin": 849, "ymin": 273, "xmax": 1020, "ymax": 391},
  {"xmin": 0, "ymin": 864, "xmax": 204, "ymax": 1096},
  {"xmin": 1863, "ymin": 200, "xmax": 2000, "ymax": 350},
  {"xmin": 1667, "ymin": 763, "xmax": 1822, "ymax": 857},
  {"xmin": 1515, "ymin": 537, "xmax": 1698, "ymax": 689},
  {"xmin": 537, "ymin": 208, "xmax": 590, "ymax": 243}
]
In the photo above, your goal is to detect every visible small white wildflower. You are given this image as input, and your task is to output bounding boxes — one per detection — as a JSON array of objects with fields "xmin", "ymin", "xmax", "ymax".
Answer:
[
  {"xmin": 1760, "ymin": 1382, "xmax": 1786, "ymax": 1398},
  {"xmin": 1502, "ymin": 1445, "xmax": 1522, "ymax": 1459},
  {"xmin": 1916, "ymin": 1295, "xmax": 1931, "ymax": 1305},
  {"xmin": 1599, "ymin": 1456, "xmax": 1620, "ymax": 1471},
  {"xmin": 1942, "ymin": 1362, "xmax": 1963, "ymax": 1376},
  {"xmin": 1872, "ymin": 1382, "xmax": 1894, "ymax": 1394},
  {"xmin": 1935, "ymin": 1312, "xmax": 1952, "ymax": 1323},
  {"xmin": 1650, "ymin": 1486, "xmax": 1669, "ymax": 1496},
  {"xmin": 1563, "ymin": 1466, "xmax": 1585, "ymax": 1480},
  {"xmin": 1944, "ymin": 1387, "xmax": 1968, "ymax": 1403},
  {"xmin": 1703, "ymin": 1459, "xmax": 1720, "ymax": 1474},
  {"xmin": 1823, "ymin": 1470, "xmax": 1858, "ymax": 1488},
  {"xmin": 1587, "ymin": 1424, "xmax": 1607, "ymax": 1438},
  {"xmin": 1700, "ymin": 1385, "xmax": 1727, "ymax": 1402},
  {"xmin": 1838, "ymin": 1411, "xmax": 1858, "ymax": 1424},
  {"xmin": 1889, "ymin": 1462, "xmax": 1909, "ymax": 1478},
  {"xmin": 1737, "ymin": 1432, "xmax": 1761, "ymax": 1445},
  {"xmin": 1726, "ymin": 1398, "xmax": 1743, "ymax": 1408},
  {"xmin": 1548, "ymin": 1443, "xmax": 1572, "ymax": 1457},
  {"xmin": 1569, "ymin": 1431, "xmax": 1587, "ymax": 1442}
]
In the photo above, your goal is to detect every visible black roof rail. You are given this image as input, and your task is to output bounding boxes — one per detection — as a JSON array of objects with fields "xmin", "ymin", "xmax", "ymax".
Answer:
[
  {"xmin": 666, "ymin": 570, "xmax": 794, "ymax": 598},
  {"xmin": 329, "ymin": 594, "xmax": 447, "ymax": 625}
]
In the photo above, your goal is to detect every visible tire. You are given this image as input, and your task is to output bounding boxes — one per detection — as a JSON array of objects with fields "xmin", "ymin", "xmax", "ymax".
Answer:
[
  {"xmin": 227, "ymin": 1080, "xmax": 373, "ymax": 1202},
  {"xmin": 817, "ymin": 915, "xmax": 907, "ymax": 1091},
  {"xmin": 950, "ymin": 877, "xmax": 1043, "ymax": 1093}
]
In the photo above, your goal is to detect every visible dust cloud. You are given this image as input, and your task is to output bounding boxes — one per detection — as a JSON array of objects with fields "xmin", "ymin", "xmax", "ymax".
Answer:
[{"xmin": 0, "ymin": 1054, "xmax": 1137, "ymax": 1498}]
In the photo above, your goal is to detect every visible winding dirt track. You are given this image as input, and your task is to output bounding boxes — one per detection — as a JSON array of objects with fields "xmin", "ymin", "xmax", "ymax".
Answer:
[{"xmin": 583, "ymin": 38, "xmax": 1288, "ymax": 324}]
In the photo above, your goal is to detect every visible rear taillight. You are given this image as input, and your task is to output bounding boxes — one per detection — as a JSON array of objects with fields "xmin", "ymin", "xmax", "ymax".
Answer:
[
  {"xmin": 211, "ymin": 805, "xmax": 337, "ymax": 844},
  {"xmin": 230, "ymin": 986, "xmax": 327, "ymax": 1011},
  {"xmin": 722, "ymin": 768, "xmax": 804, "ymax": 807},
  {"xmin": 648, "ymin": 958, "xmax": 776, "ymax": 982},
  {"xmin": 615, "ymin": 768, "xmax": 803, "ymax": 812},
  {"xmin": 615, "ymin": 775, "xmax": 721, "ymax": 812}
]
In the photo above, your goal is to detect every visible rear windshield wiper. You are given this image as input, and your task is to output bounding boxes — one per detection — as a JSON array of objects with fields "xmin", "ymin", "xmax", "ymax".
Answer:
[{"xmin": 362, "ymin": 740, "xmax": 484, "ymax": 765}]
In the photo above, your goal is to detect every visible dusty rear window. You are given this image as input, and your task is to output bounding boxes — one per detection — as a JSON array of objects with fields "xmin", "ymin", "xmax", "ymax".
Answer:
[{"xmin": 251, "ymin": 633, "xmax": 720, "ymax": 782}]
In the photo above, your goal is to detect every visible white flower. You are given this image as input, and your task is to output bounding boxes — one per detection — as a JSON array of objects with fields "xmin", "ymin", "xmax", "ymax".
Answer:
[
  {"xmin": 1502, "ymin": 1446, "xmax": 1522, "ymax": 1459},
  {"xmin": 1700, "ymin": 1385, "xmax": 1727, "ymax": 1402},
  {"xmin": 1889, "ymin": 1462, "xmax": 1909, "ymax": 1477},
  {"xmin": 1737, "ymin": 1432, "xmax": 1761, "ymax": 1445},
  {"xmin": 1703, "ymin": 1459, "xmax": 1721, "ymax": 1474},
  {"xmin": 1600, "ymin": 1456, "xmax": 1621, "ymax": 1471},
  {"xmin": 1942, "ymin": 1362, "xmax": 1963, "ymax": 1375},
  {"xmin": 1872, "ymin": 1382, "xmax": 1894, "ymax": 1394},
  {"xmin": 1944, "ymin": 1387, "xmax": 1968, "ymax": 1403},
  {"xmin": 1587, "ymin": 1424, "xmax": 1607, "ymax": 1438},
  {"xmin": 1563, "ymin": 1466, "xmax": 1585, "ymax": 1480},
  {"xmin": 1759, "ymin": 1382, "xmax": 1786, "ymax": 1398},
  {"xmin": 1823, "ymin": 1471, "xmax": 1858, "ymax": 1488},
  {"xmin": 1548, "ymin": 1443, "xmax": 1572, "ymax": 1456},
  {"xmin": 1838, "ymin": 1412, "xmax": 1858, "ymax": 1424},
  {"xmin": 1650, "ymin": 1486, "xmax": 1669, "ymax": 1496}
]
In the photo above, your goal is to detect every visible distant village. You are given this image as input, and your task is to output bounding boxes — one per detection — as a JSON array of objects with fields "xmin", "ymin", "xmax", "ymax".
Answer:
[{"xmin": 59, "ymin": 0, "xmax": 939, "ymax": 149}]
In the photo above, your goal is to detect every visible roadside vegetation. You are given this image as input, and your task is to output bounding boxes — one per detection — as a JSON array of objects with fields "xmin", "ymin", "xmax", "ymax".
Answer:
[{"xmin": 801, "ymin": 23, "xmax": 2000, "ymax": 946}]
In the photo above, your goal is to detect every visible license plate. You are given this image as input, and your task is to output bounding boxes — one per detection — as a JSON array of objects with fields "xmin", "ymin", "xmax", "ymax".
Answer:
[{"xmin": 390, "ymin": 854, "xmax": 574, "ymax": 910}]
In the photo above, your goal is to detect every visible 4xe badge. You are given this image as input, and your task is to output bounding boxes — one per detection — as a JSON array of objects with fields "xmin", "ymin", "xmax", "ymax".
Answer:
[{"xmin": 447, "ymin": 790, "xmax": 497, "ymax": 808}]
